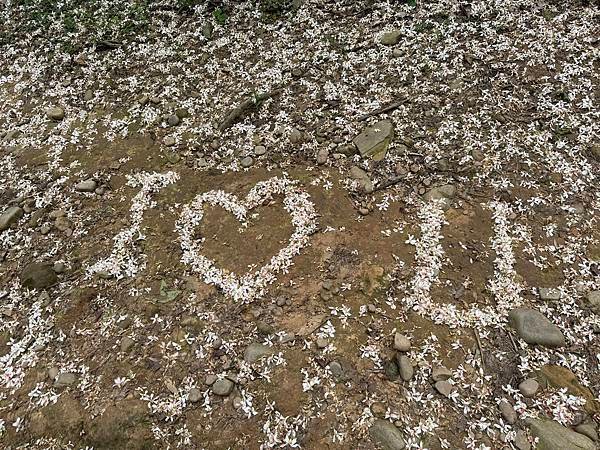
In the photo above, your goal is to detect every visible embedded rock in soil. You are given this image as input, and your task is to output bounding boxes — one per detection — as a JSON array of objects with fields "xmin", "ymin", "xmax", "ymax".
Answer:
[
  {"xmin": 423, "ymin": 184, "xmax": 456, "ymax": 210},
  {"xmin": 212, "ymin": 378, "xmax": 234, "ymax": 396},
  {"xmin": 499, "ymin": 400, "xmax": 517, "ymax": 424},
  {"xmin": 0, "ymin": 206, "xmax": 23, "ymax": 231},
  {"xmin": 46, "ymin": 106, "xmax": 65, "ymax": 121},
  {"xmin": 243, "ymin": 343, "xmax": 273, "ymax": 364},
  {"xmin": 434, "ymin": 380, "xmax": 453, "ymax": 397},
  {"xmin": 353, "ymin": 119, "xmax": 394, "ymax": 161},
  {"xmin": 21, "ymin": 262, "xmax": 58, "ymax": 289},
  {"xmin": 508, "ymin": 308, "xmax": 565, "ymax": 348},
  {"xmin": 526, "ymin": 418, "xmax": 595, "ymax": 450},
  {"xmin": 518, "ymin": 378, "xmax": 539, "ymax": 398},
  {"xmin": 75, "ymin": 179, "xmax": 97, "ymax": 192},
  {"xmin": 586, "ymin": 291, "xmax": 600, "ymax": 311},
  {"xmin": 188, "ymin": 388, "xmax": 202, "ymax": 403},
  {"xmin": 431, "ymin": 366, "xmax": 452, "ymax": 382},
  {"xmin": 369, "ymin": 419, "xmax": 406, "ymax": 450},
  {"xmin": 380, "ymin": 30, "xmax": 402, "ymax": 46}
]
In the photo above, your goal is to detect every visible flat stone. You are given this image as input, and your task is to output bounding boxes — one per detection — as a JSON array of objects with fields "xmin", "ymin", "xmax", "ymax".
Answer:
[
  {"xmin": 434, "ymin": 380, "xmax": 453, "ymax": 397},
  {"xmin": 431, "ymin": 366, "xmax": 452, "ymax": 382},
  {"xmin": 243, "ymin": 343, "xmax": 273, "ymax": 364},
  {"xmin": 380, "ymin": 30, "xmax": 402, "ymax": 46},
  {"xmin": 526, "ymin": 418, "xmax": 595, "ymax": 450},
  {"xmin": 396, "ymin": 355, "xmax": 414, "ymax": 381},
  {"xmin": 393, "ymin": 333, "xmax": 410, "ymax": 352},
  {"xmin": 369, "ymin": 419, "xmax": 406, "ymax": 450},
  {"xmin": 0, "ymin": 206, "xmax": 24, "ymax": 231},
  {"xmin": 509, "ymin": 308, "xmax": 565, "ymax": 348},
  {"xmin": 55, "ymin": 372, "xmax": 76, "ymax": 387},
  {"xmin": 499, "ymin": 399, "xmax": 517, "ymax": 424},
  {"xmin": 75, "ymin": 179, "xmax": 97, "ymax": 192},
  {"xmin": 211, "ymin": 379, "xmax": 234, "ymax": 396},
  {"xmin": 519, "ymin": 378, "xmax": 539, "ymax": 397},
  {"xmin": 574, "ymin": 424, "xmax": 598, "ymax": 442},
  {"xmin": 188, "ymin": 388, "xmax": 202, "ymax": 403},
  {"xmin": 46, "ymin": 106, "xmax": 65, "ymax": 121},
  {"xmin": 21, "ymin": 262, "xmax": 58, "ymax": 289},
  {"xmin": 539, "ymin": 288, "xmax": 561, "ymax": 301},
  {"xmin": 353, "ymin": 120, "xmax": 394, "ymax": 160}
]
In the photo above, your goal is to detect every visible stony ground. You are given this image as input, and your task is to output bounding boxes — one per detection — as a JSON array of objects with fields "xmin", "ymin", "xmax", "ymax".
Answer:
[{"xmin": 1, "ymin": 0, "xmax": 599, "ymax": 449}]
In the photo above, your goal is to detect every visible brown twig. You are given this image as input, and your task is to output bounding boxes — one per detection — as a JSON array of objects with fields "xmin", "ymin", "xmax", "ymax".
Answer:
[
  {"xmin": 358, "ymin": 100, "xmax": 406, "ymax": 121},
  {"xmin": 218, "ymin": 88, "xmax": 285, "ymax": 132},
  {"xmin": 473, "ymin": 328, "xmax": 486, "ymax": 371}
]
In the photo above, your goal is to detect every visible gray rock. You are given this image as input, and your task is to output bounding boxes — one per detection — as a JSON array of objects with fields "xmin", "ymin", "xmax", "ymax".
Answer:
[
  {"xmin": 120, "ymin": 337, "xmax": 134, "ymax": 352},
  {"xmin": 574, "ymin": 424, "xmax": 598, "ymax": 442},
  {"xmin": 431, "ymin": 366, "xmax": 452, "ymax": 382},
  {"xmin": 423, "ymin": 184, "xmax": 456, "ymax": 210},
  {"xmin": 316, "ymin": 337, "xmax": 329, "ymax": 349},
  {"xmin": 328, "ymin": 361, "xmax": 344, "ymax": 379},
  {"xmin": 53, "ymin": 262, "xmax": 65, "ymax": 273},
  {"xmin": 380, "ymin": 30, "xmax": 402, "ymax": 46},
  {"xmin": 163, "ymin": 136, "xmax": 176, "ymax": 146},
  {"xmin": 48, "ymin": 367, "xmax": 59, "ymax": 379},
  {"xmin": 397, "ymin": 355, "xmax": 414, "ymax": 381},
  {"xmin": 526, "ymin": 418, "xmax": 595, "ymax": 450},
  {"xmin": 508, "ymin": 308, "xmax": 565, "ymax": 348},
  {"xmin": 515, "ymin": 430, "xmax": 531, "ymax": 450},
  {"xmin": 205, "ymin": 374, "xmax": 217, "ymax": 385},
  {"xmin": 393, "ymin": 333, "xmax": 410, "ymax": 352},
  {"xmin": 240, "ymin": 156, "xmax": 254, "ymax": 168},
  {"xmin": 55, "ymin": 372, "xmax": 76, "ymax": 387},
  {"xmin": 499, "ymin": 399, "xmax": 517, "ymax": 424},
  {"xmin": 188, "ymin": 388, "xmax": 202, "ymax": 403},
  {"xmin": 0, "ymin": 206, "xmax": 24, "ymax": 231},
  {"xmin": 254, "ymin": 145, "xmax": 267, "ymax": 156},
  {"xmin": 167, "ymin": 114, "xmax": 180, "ymax": 126},
  {"xmin": 46, "ymin": 106, "xmax": 65, "ymax": 121},
  {"xmin": 539, "ymin": 288, "xmax": 561, "ymax": 301},
  {"xmin": 202, "ymin": 22, "xmax": 214, "ymax": 39},
  {"xmin": 369, "ymin": 419, "xmax": 406, "ymax": 450},
  {"xmin": 350, "ymin": 166, "xmax": 369, "ymax": 181},
  {"xmin": 353, "ymin": 120, "xmax": 394, "ymax": 160},
  {"xmin": 586, "ymin": 291, "xmax": 600, "ymax": 311},
  {"xmin": 289, "ymin": 128, "xmax": 303, "ymax": 144},
  {"xmin": 21, "ymin": 262, "xmax": 58, "ymax": 289},
  {"xmin": 434, "ymin": 380, "xmax": 453, "ymax": 397},
  {"xmin": 75, "ymin": 179, "xmax": 97, "ymax": 192},
  {"xmin": 519, "ymin": 378, "xmax": 539, "ymax": 397},
  {"xmin": 316, "ymin": 148, "xmax": 329, "ymax": 165},
  {"xmin": 212, "ymin": 379, "xmax": 234, "ymax": 396},
  {"xmin": 243, "ymin": 343, "xmax": 273, "ymax": 364}
]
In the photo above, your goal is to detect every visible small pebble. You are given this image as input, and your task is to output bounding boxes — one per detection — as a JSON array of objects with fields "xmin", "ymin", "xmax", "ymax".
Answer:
[
  {"xmin": 240, "ymin": 156, "xmax": 254, "ymax": 168},
  {"xmin": 393, "ymin": 333, "xmax": 410, "ymax": 352},
  {"xmin": 254, "ymin": 145, "xmax": 267, "ymax": 156}
]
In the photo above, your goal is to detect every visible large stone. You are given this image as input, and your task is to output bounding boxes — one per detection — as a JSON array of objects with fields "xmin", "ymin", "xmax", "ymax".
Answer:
[
  {"xmin": 0, "ymin": 206, "xmax": 23, "ymax": 231},
  {"xmin": 353, "ymin": 120, "xmax": 394, "ymax": 160},
  {"xmin": 243, "ymin": 343, "xmax": 273, "ymax": 364},
  {"xmin": 369, "ymin": 419, "xmax": 406, "ymax": 450},
  {"xmin": 21, "ymin": 262, "xmax": 58, "ymax": 289},
  {"xmin": 526, "ymin": 418, "xmax": 595, "ymax": 450},
  {"xmin": 508, "ymin": 308, "xmax": 565, "ymax": 348}
]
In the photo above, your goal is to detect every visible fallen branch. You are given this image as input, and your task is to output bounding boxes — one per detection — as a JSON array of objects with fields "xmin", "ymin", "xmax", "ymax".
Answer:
[
  {"xmin": 218, "ymin": 88, "xmax": 284, "ymax": 132},
  {"xmin": 358, "ymin": 100, "xmax": 406, "ymax": 121}
]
